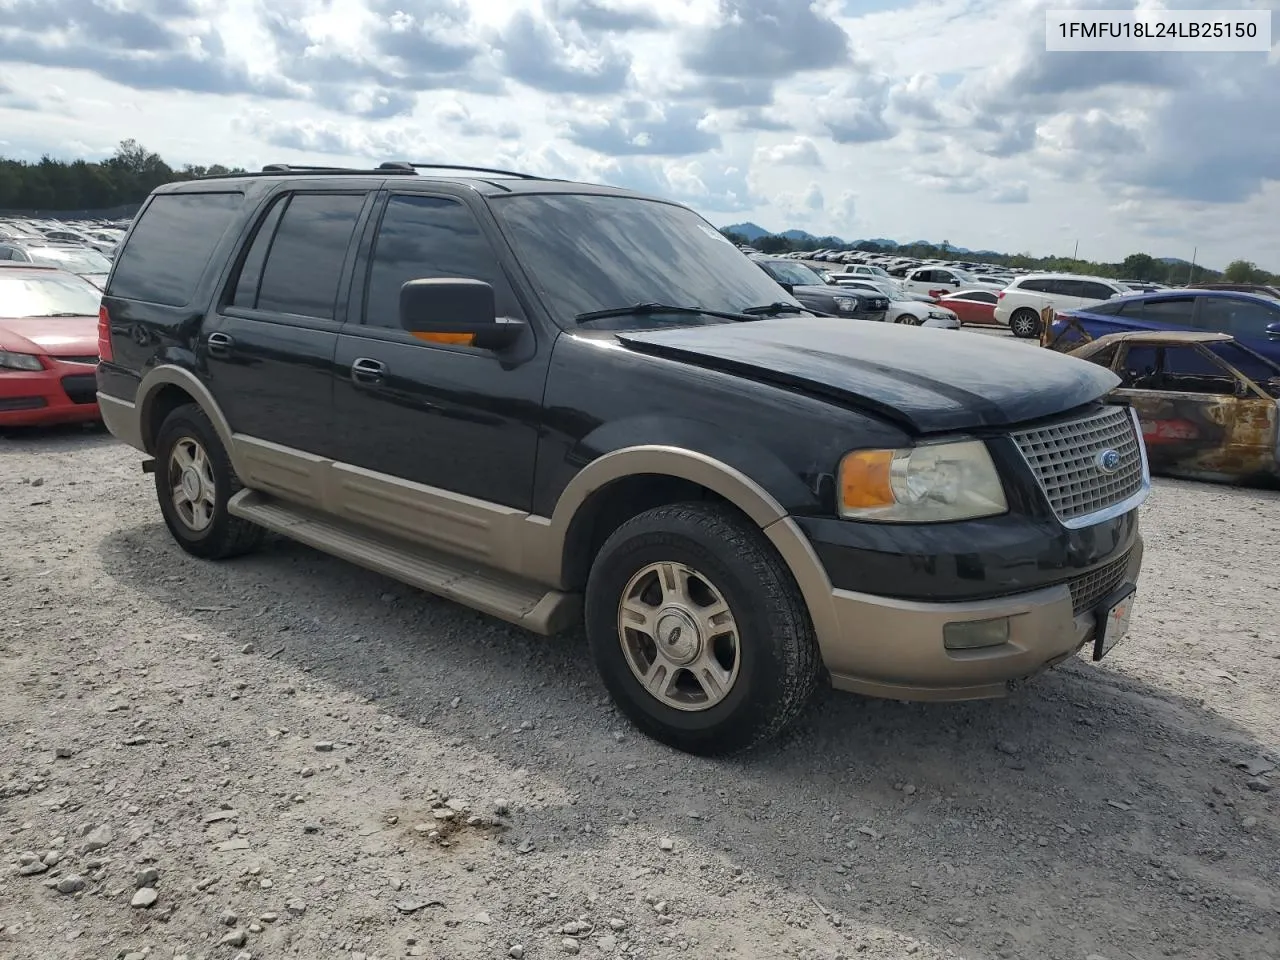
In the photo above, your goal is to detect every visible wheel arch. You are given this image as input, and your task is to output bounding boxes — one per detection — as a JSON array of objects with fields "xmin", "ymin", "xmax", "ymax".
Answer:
[
  {"xmin": 532, "ymin": 445, "xmax": 841, "ymax": 656},
  {"xmin": 137, "ymin": 366, "xmax": 242, "ymax": 474}
]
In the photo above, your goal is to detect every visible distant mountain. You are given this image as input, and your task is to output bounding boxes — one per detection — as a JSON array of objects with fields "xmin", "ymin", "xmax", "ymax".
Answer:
[
  {"xmin": 779, "ymin": 228, "xmax": 846, "ymax": 245},
  {"xmin": 722, "ymin": 222, "xmax": 771, "ymax": 241},
  {"xmin": 1158, "ymin": 257, "xmax": 1191, "ymax": 266}
]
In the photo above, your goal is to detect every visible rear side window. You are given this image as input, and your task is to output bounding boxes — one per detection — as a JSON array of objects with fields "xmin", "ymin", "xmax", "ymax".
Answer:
[
  {"xmin": 255, "ymin": 193, "xmax": 366, "ymax": 320},
  {"xmin": 109, "ymin": 192, "xmax": 242, "ymax": 306},
  {"xmin": 1141, "ymin": 297, "xmax": 1195, "ymax": 326},
  {"xmin": 1019, "ymin": 278, "xmax": 1054, "ymax": 294}
]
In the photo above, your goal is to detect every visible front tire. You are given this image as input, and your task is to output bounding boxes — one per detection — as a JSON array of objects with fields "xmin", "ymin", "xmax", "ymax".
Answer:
[
  {"xmin": 154, "ymin": 404, "xmax": 264, "ymax": 560},
  {"xmin": 1009, "ymin": 308, "xmax": 1041, "ymax": 338},
  {"xmin": 584, "ymin": 502, "xmax": 821, "ymax": 755},
  {"xmin": 895, "ymin": 312, "xmax": 923, "ymax": 326}
]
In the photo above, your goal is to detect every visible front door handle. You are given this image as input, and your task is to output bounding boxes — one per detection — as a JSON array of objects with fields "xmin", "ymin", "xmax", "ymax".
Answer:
[
  {"xmin": 206, "ymin": 332, "xmax": 234, "ymax": 358},
  {"xmin": 351, "ymin": 357, "xmax": 386, "ymax": 385}
]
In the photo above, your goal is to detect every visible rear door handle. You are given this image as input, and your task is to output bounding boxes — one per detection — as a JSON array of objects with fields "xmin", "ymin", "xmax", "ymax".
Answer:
[
  {"xmin": 351, "ymin": 357, "xmax": 386, "ymax": 385},
  {"xmin": 206, "ymin": 332, "xmax": 234, "ymax": 358}
]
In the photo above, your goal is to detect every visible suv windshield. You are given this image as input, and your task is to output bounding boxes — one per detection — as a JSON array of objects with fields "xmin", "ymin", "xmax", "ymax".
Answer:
[
  {"xmin": 0, "ymin": 272, "xmax": 102, "ymax": 317},
  {"xmin": 492, "ymin": 194, "xmax": 797, "ymax": 328},
  {"xmin": 761, "ymin": 260, "xmax": 826, "ymax": 287},
  {"xmin": 26, "ymin": 246, "xmax": 112, "ymax": 275}
]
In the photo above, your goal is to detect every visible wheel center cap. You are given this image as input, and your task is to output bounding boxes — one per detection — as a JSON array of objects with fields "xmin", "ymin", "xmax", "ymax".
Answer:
[
  {"xmin": 655, "ymin": 608, "xmax": 700, "ymax": 665},
  {"xmin": 181, "ymin": 468, "xmax": 201, "ymax": 500}
]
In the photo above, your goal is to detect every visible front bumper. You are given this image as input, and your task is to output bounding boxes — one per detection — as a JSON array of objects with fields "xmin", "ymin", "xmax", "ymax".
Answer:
[
  {"xmin": 818, "ymin": 537, "xmax": 1144, "ymax": 701},
  {"xmin": 0, "ymin": 363, "xmax": 100, "ymax": 427}
]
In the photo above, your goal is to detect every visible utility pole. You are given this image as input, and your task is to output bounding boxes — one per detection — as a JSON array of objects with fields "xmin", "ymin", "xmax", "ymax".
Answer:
[
  {"xmin": 1188, "ymin": 247, "xmax": 1197, "ymax": 286},
  {"xmin": 1072, "ymin": 239, "xmax": 1079, "ymax": 260}
]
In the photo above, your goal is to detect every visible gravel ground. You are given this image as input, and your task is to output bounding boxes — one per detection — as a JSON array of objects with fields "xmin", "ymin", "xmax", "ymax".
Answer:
[{"xmin": 1, "ymin": 424, "xmax": 1277, "ymax": 960}]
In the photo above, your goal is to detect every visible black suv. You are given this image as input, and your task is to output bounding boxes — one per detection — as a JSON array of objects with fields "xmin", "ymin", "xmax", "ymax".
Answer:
[
  {"xmin": 750, "ymin": 255, "xmax": 889, "ymax": 322},
  {"xmin": 95, "ymin": 163, "xmax": 1149, "ymax": 754}
]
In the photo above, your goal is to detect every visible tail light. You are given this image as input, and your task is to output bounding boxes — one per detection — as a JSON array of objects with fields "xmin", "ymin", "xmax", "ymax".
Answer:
[
  {"xmin": 997, "ymin": 291, "xmax": 1005, "ymax": 299},
  {"xmin": 97, "ymin": 305, "xmax": 114, "ymax": 363}
]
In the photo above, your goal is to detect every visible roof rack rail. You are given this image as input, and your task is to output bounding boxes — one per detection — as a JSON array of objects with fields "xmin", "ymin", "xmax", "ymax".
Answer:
[
  {"xmin": 388, "ymin": 162, "xmax": 545, "ymax": 180},
  {"xmin": 258, "ymin": 163, "xmax": 416, "ymax": 176}
]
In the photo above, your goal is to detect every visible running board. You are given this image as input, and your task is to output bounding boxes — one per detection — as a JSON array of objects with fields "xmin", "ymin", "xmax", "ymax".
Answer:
[{"xmin": 228, "ymin": 490, "xmax": 580, "ymax": 635}]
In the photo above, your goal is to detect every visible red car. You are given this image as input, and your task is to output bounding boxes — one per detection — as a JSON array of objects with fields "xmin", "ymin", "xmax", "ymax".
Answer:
[
  {"xmin": 0, "ymin": 264, "xmax": 103, "ymax": 427},
  {"xmin": 937, "ymin": 288, "xmax": 1000, "ymax": 326}
]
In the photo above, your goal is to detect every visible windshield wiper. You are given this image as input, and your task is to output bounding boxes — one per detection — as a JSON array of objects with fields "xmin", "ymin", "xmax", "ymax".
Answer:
[
  {"xmin": 573, "ymin": 302, "xmax": 757, "ymax": 324},
  {"xmin": 741, "ymin": 301, "xmax": 809, "ymax": 316}
]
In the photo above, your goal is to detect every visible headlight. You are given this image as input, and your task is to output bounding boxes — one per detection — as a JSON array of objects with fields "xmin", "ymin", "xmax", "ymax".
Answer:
[
  {"xmin": 0, "ymin": 349, "xmax": 44, "ymax": 371},
  {"xmin": 833, "ymin": 297, "xmax": 859, "ymax": 313},
  {"xmin": 927, "ymin": 310, "xmax": 953, "ymax": 321},
  {"xmin": 838, "ymin": 440, "xmax": 1008, "ymax": 522}
]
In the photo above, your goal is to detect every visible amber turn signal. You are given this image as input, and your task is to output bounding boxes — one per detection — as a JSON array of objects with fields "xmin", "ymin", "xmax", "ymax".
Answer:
[{"xmin": 839, "ymin": 449, "xmax": 897, "ymax": 510}]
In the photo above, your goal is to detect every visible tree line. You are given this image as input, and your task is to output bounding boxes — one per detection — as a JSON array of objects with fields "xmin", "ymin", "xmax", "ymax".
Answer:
[
  {"xmin": 0, "ymin": 140, "xmax": 244, "ymax": 212},
  {"xmin": 720, "ymin": 231, "xmax": 1277, "ymax": 287}
]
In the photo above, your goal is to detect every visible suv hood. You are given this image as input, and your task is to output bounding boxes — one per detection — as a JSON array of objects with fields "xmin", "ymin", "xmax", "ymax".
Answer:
[{"xmin": 615, "ymin": 317, "xmax": 1120, "ymax": 433}]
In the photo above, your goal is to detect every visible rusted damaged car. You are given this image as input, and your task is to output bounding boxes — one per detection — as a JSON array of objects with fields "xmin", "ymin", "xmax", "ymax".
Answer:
[{"xmin": 1065, "ymin": 331, "xmax": 1280, "ymax": 486}]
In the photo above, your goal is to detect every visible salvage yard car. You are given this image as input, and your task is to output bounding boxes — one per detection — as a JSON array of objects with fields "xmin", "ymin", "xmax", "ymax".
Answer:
[
  {"xmin": 0, "ymin": 263, "xmax": 103, "ymax": 427},
  {"xmin": 96, "ymin": 163, "xmax": 1149, "ymax": 754},
  {"xmin": 1067, "ymin": 331, "xmax": 1280, "ymax": 487}
]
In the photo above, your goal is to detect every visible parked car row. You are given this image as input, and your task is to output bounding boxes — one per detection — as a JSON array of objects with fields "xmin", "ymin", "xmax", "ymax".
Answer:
[{"xmin": 0, "ymin": 216, "xmax": 130, "ymax": 291}]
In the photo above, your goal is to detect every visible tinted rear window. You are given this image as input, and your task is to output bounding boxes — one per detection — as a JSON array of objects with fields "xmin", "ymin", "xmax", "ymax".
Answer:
[{"xmin": 108, "ymin": 192, "xmax": 242, "ymax": 306}]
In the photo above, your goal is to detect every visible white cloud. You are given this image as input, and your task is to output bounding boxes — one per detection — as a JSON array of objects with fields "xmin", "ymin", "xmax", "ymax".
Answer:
[
  {"xmin": 0, "ymin": 0, "xmax": 1274, "ymax": 268},
  {"xmin": 754, "ymin": 137, "xmax": 822, "ymax": 167}
]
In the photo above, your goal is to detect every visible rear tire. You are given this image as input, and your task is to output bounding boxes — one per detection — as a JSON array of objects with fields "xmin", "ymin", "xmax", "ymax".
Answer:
[
  {"xmin": 1010, "ymin": 308, "xmax": 1041, "ymax": 338},
  {"xmin": 584, "ymin": 502, "xmax": 821, "ymax": 755},
  {"xmin": 153, "ymin": 404, "xmax": 264, "ymax": 560}
]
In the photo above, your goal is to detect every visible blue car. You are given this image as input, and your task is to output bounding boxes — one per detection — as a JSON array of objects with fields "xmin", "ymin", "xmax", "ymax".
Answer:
[{"xmin": 1050, "ymin": 289, "xmax": 1280, "ymax": 363}]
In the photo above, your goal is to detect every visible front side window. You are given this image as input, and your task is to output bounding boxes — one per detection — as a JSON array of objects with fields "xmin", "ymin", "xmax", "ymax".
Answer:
[
  {"xmin": 1199, "ymin": 297, "xmax": 1280, "ymax": 337},
  {"xmin": 492, "ymin": 193, "xmax": 794, "ymax": 329},
  {"xmin": 1079, "ymin": 281, "xmax": 1122, "ymax": 301},
  {"xmin": 254, "ymin": 193, "xmax": 366, "ymax": 320},
  {"xmin": 363, "ymin": 195, "xmax": 515, "ymax": 329}
]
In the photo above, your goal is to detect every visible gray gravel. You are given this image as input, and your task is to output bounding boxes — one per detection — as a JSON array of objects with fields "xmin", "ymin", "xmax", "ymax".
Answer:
[{"xmin": 1, "ymin": 425, "xmax": 1278, "ymax": 960}]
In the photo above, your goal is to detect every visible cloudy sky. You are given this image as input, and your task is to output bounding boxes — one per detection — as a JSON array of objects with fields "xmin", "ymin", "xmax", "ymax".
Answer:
[{"xmin": 0, "ymin": 0, "xmax": 1276, "ymax": 268}]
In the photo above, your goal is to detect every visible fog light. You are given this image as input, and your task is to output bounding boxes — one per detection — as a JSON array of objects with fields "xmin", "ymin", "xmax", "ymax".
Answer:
[{"xmin": 943, "ymin": 617, "xmax": 1011, "ymax": 650}]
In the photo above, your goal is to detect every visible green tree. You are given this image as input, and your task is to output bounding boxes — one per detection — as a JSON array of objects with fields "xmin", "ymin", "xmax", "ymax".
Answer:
[
  {"xmin": 1120, "ymin": 253, "xmax": 1165, "ymax": 282},
  {"xmin": 1224, "ymin": 259, "xmax": 1261, "ymax": 283}
]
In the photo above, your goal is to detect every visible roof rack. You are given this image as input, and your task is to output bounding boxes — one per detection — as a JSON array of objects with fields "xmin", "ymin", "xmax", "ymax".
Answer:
[
  {"xmin": 384, "ymin": 162, "xmax": 545, "ymax": 180},
  {"xmin": 259, "ymin": 163, "xmax": 416, "ymax": 176}
]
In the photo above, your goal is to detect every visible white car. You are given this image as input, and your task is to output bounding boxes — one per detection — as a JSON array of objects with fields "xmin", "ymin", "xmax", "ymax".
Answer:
[
  {"xmin": 994, "ymin": 273, "xmax": 1130, "ymax": 338},
  {"xmin": 826, "ymin": 277, "xmax": 960, "ymax": 328},
  {"xmin": 899, "ymin": 266, "xmax": 980, "ymax": 298},
  {"xmin": 834, "ymin": 263, "xmax": 895, "ymax": 282}
]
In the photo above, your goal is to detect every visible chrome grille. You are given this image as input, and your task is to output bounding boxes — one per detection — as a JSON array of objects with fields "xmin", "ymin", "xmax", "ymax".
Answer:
[
  {"xmin": 1069, "ymin": 551, "xmax": 1132, "ymax": 616},
  {"xmin": 58, "ymin": 355, "xmax": 99, "ymax": 365},
  {"xmin": 1011, "ymin": 406, "xmax": 1145, "ymax": 526}
]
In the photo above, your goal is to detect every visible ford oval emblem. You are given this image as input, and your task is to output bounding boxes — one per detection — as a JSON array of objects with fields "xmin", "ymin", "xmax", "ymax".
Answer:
[{"xmin": 1097, "ymin": 449, "xmax": 1122, "ymax": 474}]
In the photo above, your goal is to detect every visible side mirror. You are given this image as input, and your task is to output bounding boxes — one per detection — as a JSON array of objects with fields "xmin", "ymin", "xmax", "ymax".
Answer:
[
  {"xmin": 778, "ymin": 281, "xmax": 795, "ymax": 293},
  {"xmin": 399, "ymin": 278, "xmax": 521, "ymax": 350},
  {"xmin": 1266, "ymin": 321, "xmax": 1280, "ymax": 341}
]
